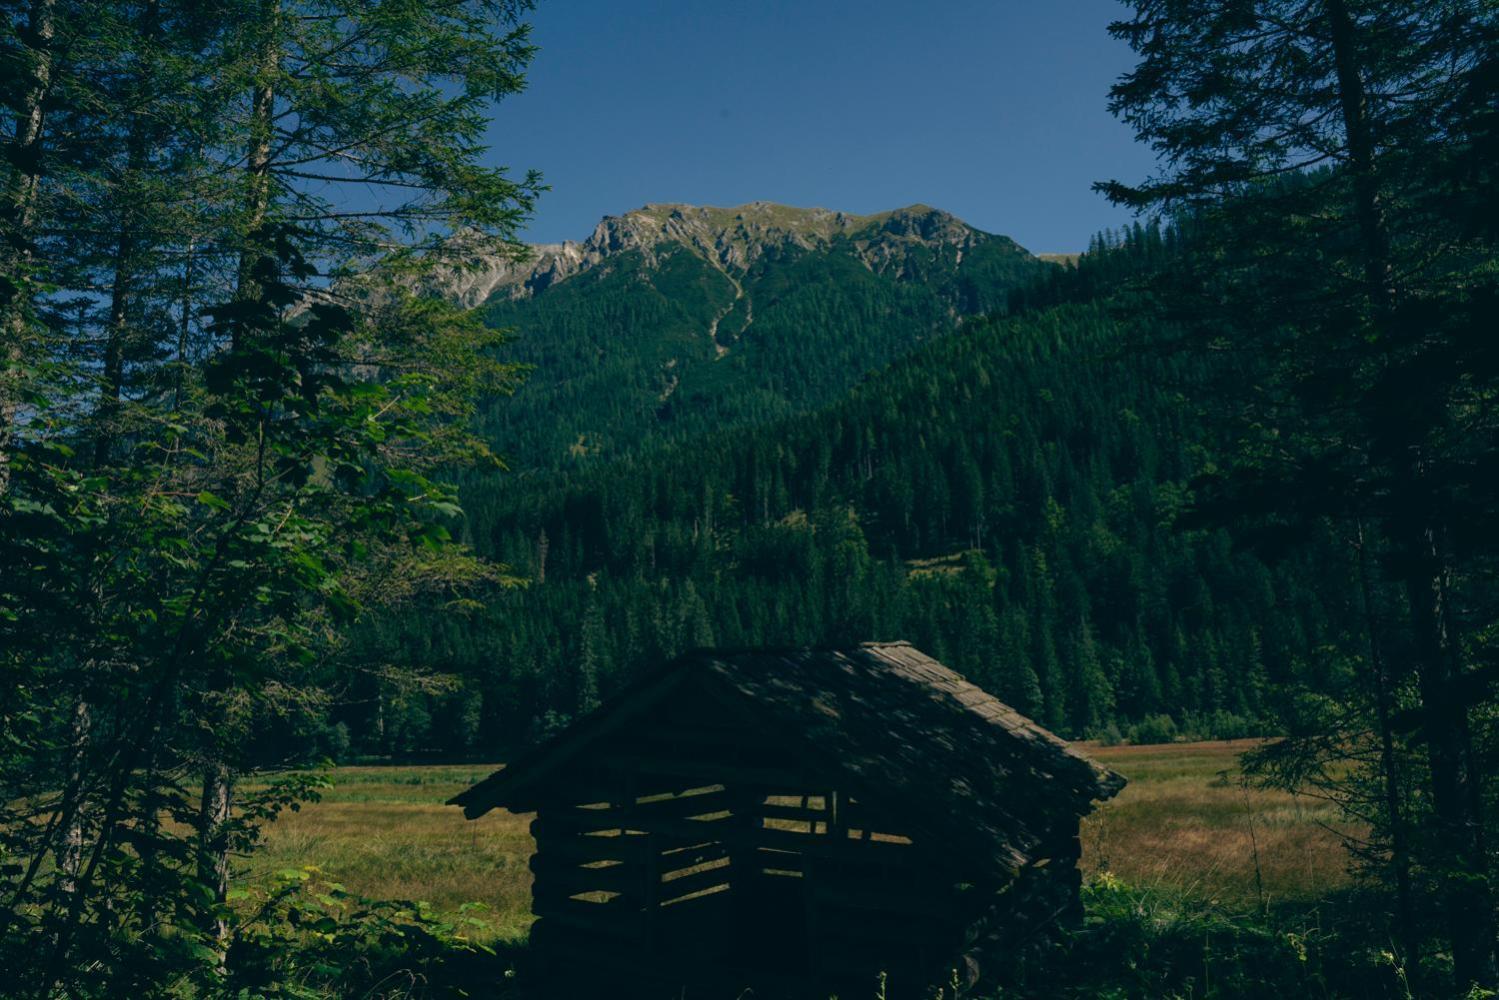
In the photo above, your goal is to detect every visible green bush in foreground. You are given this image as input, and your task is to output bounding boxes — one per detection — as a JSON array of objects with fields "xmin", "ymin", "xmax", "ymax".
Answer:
[
  {"xmin": 222, "ymin": 875, "xmax": 1445, "ymax": 999},
  {"xmin": 225, "ymin": 868, "xmax": 510, "ymax": 1000},
  {"xmin": 984, "ymin": 875, "xmax": 1400, "ymax": 1000}
]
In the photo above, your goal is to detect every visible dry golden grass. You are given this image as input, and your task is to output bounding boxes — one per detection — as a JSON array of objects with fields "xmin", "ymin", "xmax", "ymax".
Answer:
[
  {"xmin": 249, "ymin": 764, "xmax": 535, "ymax": 942},
  {"xmin": 247, "ymin": 741, "xmax": 1357, "ymax": 943},
  {"xmin": 1083, "ymin": 740, "xmax": 1356, "ymax": 908}
]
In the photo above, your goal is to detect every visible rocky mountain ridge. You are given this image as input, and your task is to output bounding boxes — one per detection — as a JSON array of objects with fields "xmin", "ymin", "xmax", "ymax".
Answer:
[{"xmin": 434, "ymin": 201, "xmax": 1011, "ymax": 308}]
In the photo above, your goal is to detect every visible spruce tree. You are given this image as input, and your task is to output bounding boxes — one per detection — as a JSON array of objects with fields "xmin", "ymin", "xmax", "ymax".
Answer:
[{"xmin": 1103, "ymin": 0, "xmax": 1499, "ymax": 985}]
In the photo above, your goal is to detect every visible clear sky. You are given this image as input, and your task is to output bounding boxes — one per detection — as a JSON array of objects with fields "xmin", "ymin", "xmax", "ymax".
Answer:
[{"xmin": 483, "ymin": 1, "xmax": 1156, "ymax": 254}]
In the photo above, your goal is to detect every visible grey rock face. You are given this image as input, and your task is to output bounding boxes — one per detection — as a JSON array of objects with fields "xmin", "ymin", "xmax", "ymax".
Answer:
[{"xmin": 429, "ymin": 202, "xmax": 1002, "ymax": 307}]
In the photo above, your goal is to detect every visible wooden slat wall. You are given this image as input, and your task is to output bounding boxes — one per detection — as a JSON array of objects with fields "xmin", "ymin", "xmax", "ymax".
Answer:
[{"xmin": 525, "ymin": 691, "xmax": 984, "ymax": 988}]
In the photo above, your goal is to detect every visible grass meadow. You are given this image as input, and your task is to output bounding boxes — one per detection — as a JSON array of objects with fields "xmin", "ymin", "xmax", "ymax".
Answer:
[{"xmin": 247, "ymin": 740, "xmax": 1355, "ymax": 945}]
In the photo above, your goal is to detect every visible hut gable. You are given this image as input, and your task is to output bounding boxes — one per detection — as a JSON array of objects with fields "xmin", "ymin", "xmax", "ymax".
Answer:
[{"xmin": 451, "ymin": 642, "xmax": 1125, "ymax": 993}]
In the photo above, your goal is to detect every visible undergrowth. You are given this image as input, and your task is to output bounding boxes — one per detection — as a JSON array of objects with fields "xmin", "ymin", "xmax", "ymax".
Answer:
[
  {"xmin": 980, "ymin": 874, "xmax": 1415, "ymax": 999},
  {"xmin": 222, "ymin": 875, "xmax": 1448, "ymax": 999}
]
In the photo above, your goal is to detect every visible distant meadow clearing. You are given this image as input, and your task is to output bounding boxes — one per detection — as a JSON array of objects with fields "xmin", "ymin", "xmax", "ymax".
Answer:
[{"xmin": 247, "ymin": 740, "xmax": 1354, "ymax": 945}]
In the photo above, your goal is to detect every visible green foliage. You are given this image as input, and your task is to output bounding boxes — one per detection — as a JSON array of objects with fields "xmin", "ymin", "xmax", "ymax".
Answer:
[
  {"xmin": 0, "ymin": 0, "xmax": 538, "ymax": 995},
  {"xmin": 227, "ymin": 868, "xmax": 507, "ymax": 1000},
  {"xmin": 1099, "ymin": 0, "xmax": 1499, "ymax": 989},
  {"xmin": 980, "ymin": 876, "xmax": 1407, "ymax": 1000},
  {"xmin": 475, "ymin": 221, "xmax": 1039, "ymax": 468}
]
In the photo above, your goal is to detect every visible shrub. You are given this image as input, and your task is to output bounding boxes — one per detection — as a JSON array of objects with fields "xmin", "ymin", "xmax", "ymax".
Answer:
[
  {"xmin": 981, "ymin": 876, "xmax": 1413, "ymax": 999},
  {"xmin": 1125, "ymin": 713, "xmax": 1179, "ymax": 745},
  {"xmin": 226, "ymin": 868, "xmax": 514, "ymax": 999}
]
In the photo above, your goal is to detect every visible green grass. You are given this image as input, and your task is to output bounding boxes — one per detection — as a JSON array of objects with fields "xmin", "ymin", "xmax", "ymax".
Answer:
[
  {"xmin": 246, "ymin": 764, "xmax": 535, "ymax": 943},
  {"xmin": 1082, "ymin": 740, "xmax": 1354, "ymax": 908},
  {"xmin": 246, "ymin": 741, "xmax": 1356, "ymax": 946}
]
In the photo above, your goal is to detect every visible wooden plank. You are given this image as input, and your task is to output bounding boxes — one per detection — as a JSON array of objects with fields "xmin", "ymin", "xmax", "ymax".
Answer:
[
  {"xmin": 529, "ymin": 857, "xmax": 639, "ymax": 896},
  {"xmin": 633, "ymin": 788, "xmax": 735, "ymax": 822},
  {"xmin": 605, "ymin": 753, "xmax": 802, "ymax": 787},
  {"xmin": 535, "ymin": 807, "xmax": 630, "ymax": 836},
  {"xmin": 560, "ymin": 813, "xmax": 920, "ymax": 864},
  {"xmin": 532, "ymin": 893, "xmax": 642, "ymax": 932},
  {"xmin": 657, "ymin": 862, "xmax": 732, "ymax": 903},
  {"xmin": 643, "ymin": 831, "xmax": 660, "ymax": 950},
  {"xmin": 535, "ymin": 788, "xmax": 733, "ymax": 836},
  {"xmin": 803, "ymin": 849, "xmax": 819, "ymax": 976},
  {"xmin": 578, "ymin": 812, "xmax": 733, "ymax": 847},
  {"xmin": 533, "ymin": 784, "xmax": 620, "ymax": 809},
  {"xmin": 534, "ymin": 830, "xmax": 654, "ymax": 865},
  {"xmin": 752, "ymin": 846, "xmax": 804, "ymax": 874},
  {"xmin": 756, "ymin": 801, "xmax": 826, "ymax": 824},
  {"xmin": 660, "ymin": 839, "xmax": 731, "ymax": 870},
  {"xmin": 634, "ymin": 783, "xmax": 725, "ymax": 804},
  {"xmin": 724, "ymin": 784, "xmax": 762, "ymax": 930},
  {"xmin": 754, "ymin": 823, "xmax": 905, "ymax": 858},
  {"xmin": 531, "ymin": 922, "xmax": 740, "ymax": 982}
]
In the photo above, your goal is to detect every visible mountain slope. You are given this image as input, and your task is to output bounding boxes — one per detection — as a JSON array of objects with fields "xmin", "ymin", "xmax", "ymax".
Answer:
[
  {"xmin": 456, "ymin": 202, "xmax": 1042, "ymax": 467},
  {"xmin": 347, "ymin": 230, "xmax": 1357, "ymax": 755}
]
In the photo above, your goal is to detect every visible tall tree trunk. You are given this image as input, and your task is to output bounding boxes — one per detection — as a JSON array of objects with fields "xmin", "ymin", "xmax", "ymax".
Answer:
[
  {"xmin": 1325, "ymin": 2, "xmax": 1497, "ymax": 986},
  {"xmin": 93, "ymin": 0, "xmax": 161, "ymax": 466},
  {"xmin": 232, "ymin": 0, "xmax": 279, "ymax": 351},
  {"xmin": 0, "ymin": 0, "xmax": 57, "ymax": 493},
  {"xmin": 192, "ymin": 4, "xmax": 279, "ymax": 955},
  {"xmin": 197, "ymin": 760, "xmax": 233, "ymax": 962},
  {"xmin": 1355, "ymin": 521, "xmax": 1419, "ymax": 986},
  {"xmin": 1325, "ymin": 0, "xmax": 1396, "ymax": 319},
  {"xmin": 1401, "ymin": 510, "xmax": 1496, "ymax": 988},
  {"xmin": 57, "ymin": 699, "xmax": 91, "ymax": 897},
  {"xmin": 174, "ymin": 237, "xmax": 195, "ymax": 409},
  {"xmin": 95, "ymin": 228, "xmax": 136, "ymax": 466}
]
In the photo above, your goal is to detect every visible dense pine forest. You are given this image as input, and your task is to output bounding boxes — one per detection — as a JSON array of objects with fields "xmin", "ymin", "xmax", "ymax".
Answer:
[{"xmin": 347, "ymin": 226, "xmax": 1353, "ymax": 758}]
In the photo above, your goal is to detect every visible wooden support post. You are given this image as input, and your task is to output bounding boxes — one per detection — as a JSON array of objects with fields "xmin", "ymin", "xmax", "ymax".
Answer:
[
  {"xmin": 803, "ymin": 840, "xmax": 819, "ymax": 976},
  {"xmin": 643, "ymin": 831, "xmax": 659, "ymax": 951},
  {"xmin": 726, "ymin": 783, "xmax": 761, "ymax": 954}
]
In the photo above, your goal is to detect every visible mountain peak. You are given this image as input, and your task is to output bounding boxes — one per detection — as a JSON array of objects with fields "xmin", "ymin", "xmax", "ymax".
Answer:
[
  {"xmin": 432, "ymin": 201, "xmax": 1016, "ymax": 307},
  {"xmin": 623, "ymin": 201, "xmax": 959, "ymax": 237}
]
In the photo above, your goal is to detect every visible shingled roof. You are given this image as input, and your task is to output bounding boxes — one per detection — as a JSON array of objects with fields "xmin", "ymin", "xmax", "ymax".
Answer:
[{"xmin": 451, "ymin": 642, "xmax": 1125, "ymax": 877}]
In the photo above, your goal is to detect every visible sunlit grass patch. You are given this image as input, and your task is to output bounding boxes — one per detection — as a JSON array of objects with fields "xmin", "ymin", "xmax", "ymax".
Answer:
[
  {"xmin": 246, "ymin": 764, "xmax": 535, "ymax": 943},
  {"xmin": 245, "ymin": 740, "xmax": 1358, "ymax": 948},
  {"xmin": 1083, "ymin": 740, "xmax": 1354, "ymax": 908}
]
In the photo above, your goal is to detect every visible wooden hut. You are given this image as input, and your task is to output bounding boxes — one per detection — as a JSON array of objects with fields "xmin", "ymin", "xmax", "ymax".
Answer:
[{"xmin": 450, "ymin": 642, "xmax": 1124, "ymax": 995}]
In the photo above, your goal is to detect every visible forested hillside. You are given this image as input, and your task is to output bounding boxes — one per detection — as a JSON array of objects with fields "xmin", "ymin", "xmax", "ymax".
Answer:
[
  {"xmin": 343, "ymin": 226, "xmax": 1359, "ymax": 757},
  {"xmin": 464, "ymin": 202, "xmax": 1041, "ymax": 467}
]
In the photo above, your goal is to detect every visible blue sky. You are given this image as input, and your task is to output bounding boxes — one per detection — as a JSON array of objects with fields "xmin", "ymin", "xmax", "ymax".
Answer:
[{"xmin": 483, "ymin": 1, "xmax": 1157, "ymax": 254}]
